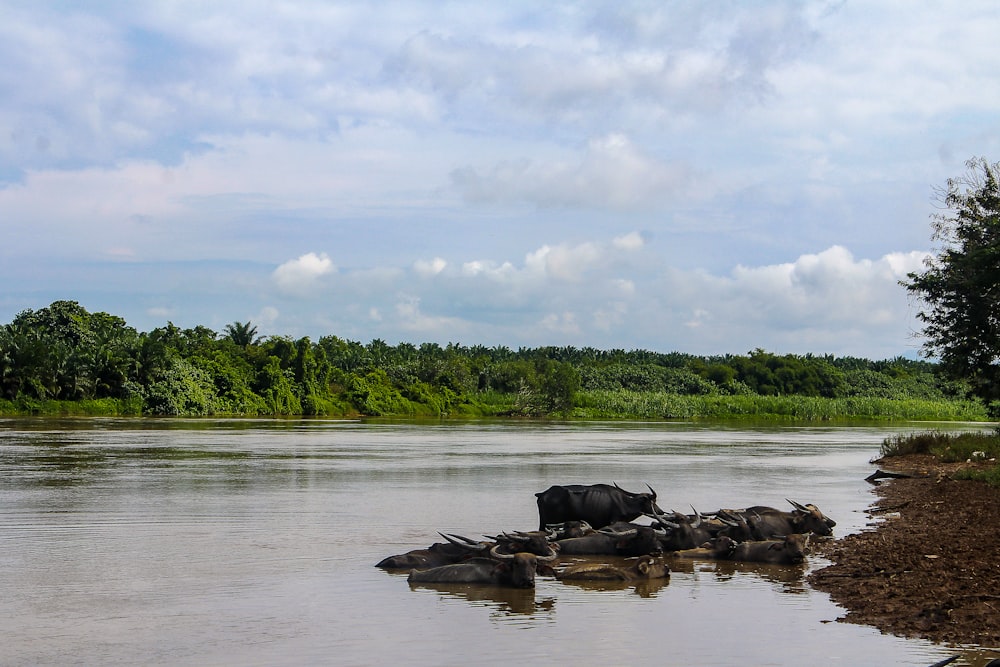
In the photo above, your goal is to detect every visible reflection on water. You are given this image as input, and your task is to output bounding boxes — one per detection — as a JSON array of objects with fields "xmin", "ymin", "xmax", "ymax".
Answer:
[
  {"xmin": 1, "ymin": 418, "xmax": 993, "ymax": 667},
  {"xmin": 667, "ymin": 555, "xmax": 811, "ymax": 592},
  {"xmin": 408, "ymin": 581, "xmax": 558, "ymax": 618},
  {"xmin": 551, "ymin": 573, "xmax": 671, "ymax": 598}
]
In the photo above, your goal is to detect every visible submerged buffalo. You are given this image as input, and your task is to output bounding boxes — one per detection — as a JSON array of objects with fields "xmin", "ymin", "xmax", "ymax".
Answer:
[
  {"xmin": 376, "ymin": 533, "xmax": 489, "ymax": 569},
  {"xmin": 726, "ymin": 534, "xmax": 809, "ymax": 565},
  {"xmin": 738, "ymin": 500, "xmax": 836, "ymax": 539},
  {"xmin": 556, "ymin": 555, "xmax": 670, "ymax": 582},
  {"xmin": 647, "ymin": 507, "xmax": 718, "ymax": 551},
  {"xmin": 536, "ymin": 483, "xmax": 662, "ymax": 530},
  {"xmin": 670, "ymin": 534, "xmax": 808, "ymax": 566},
  {"xmin": 407, "ymin": 545, "xmax": 559, "ymax": 588},
  {"xmin": 555, "ymin": 522, "xmax": 662, "ymax": 556}
]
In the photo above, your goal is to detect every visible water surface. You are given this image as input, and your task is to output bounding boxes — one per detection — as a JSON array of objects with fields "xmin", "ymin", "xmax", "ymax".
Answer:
[{"xmin": 1, "ymin": 418, "xmax": 993, "ymax": 666}]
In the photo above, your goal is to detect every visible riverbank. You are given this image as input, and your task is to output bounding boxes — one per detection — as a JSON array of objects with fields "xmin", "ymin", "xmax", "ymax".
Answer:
[{"xmin": 808, "ymin": 454, "xmax": 1000, "ymax": 646}]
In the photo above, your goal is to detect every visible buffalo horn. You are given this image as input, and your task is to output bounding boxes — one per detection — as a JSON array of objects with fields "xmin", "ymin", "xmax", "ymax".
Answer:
[
  {"xmin": 786, "ymin": 498, "xmax": 809, "ymax": 512},
  {"xmin": 715, "ymin": 511, "xmax": 740, "ymax": 528},
  {"xmin": 646, "ymin": 511, "xmax": 680, "ymax": 530},
  {"xmin": 490, "ymin": 544, "xmax": 515, "ymax": 561},
  {"xmin": 490, "ymin": 544, "xmax": 558, "ymax": 562},
  {"xmin": 598, "ymin": 527, "xmax": 637, "ymax": 538},
  {"xmin": 439, "ymin": 532, "xmax": 488, "ymax": 551},
  {"xmin": 536, "ymin": 546, "xmax": 559, "ymax": 562}
]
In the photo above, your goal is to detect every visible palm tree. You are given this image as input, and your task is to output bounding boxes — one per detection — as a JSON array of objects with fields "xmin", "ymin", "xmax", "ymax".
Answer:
[{"xmin": 224, "ymin": 321, "xmax": 259, "ymax": 348}]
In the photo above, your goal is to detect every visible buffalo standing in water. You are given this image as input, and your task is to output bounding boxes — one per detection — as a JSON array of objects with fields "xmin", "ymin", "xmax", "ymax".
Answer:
[{"xmin": 535, "ymin": 483, "xmax": 662, "ymax": 530}]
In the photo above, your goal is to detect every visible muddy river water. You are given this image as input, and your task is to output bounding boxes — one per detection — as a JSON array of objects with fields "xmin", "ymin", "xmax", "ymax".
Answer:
[{"xmin": 0, "ymin": 418, "xmax": 993, "ymax": 666}]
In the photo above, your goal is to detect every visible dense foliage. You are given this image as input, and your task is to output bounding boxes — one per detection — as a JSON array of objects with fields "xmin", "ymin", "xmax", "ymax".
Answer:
[
  {"xmin": 0, "ymin": 300, "xmax": 985, "ymax": 420},
  {"xmin": 904, "ymin": 157, "xmax": 1000, "ymax": 416}
]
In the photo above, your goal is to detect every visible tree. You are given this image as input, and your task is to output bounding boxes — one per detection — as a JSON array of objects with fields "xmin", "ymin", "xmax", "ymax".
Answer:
[
  {"xmin": 224, "ymin": 321, "xmax": 259, "ymax": 348},
  {"xmin": 903, "ymin": 157, "xmax": 1000, "ymax": 413}
]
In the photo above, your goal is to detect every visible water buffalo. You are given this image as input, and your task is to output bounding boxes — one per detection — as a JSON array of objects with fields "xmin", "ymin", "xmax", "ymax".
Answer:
[
  {"xmin": 535, "ymin": 483, "xmax": 662, "ymax": 530},
  {"xmin": 545, "ymin": 520, "xmax": 594, "ymax": 540},
  {"xmin": 489, "ymin": 530, "xmax": 558, "ymax": 557},
  {"xmin": 556, "ymin": 555, "xmax": 670, "ymax": 582},
  {"xmin": 725, "ymin": 534, "xmax": 809, "ymax": 565},
  {"xmin": 668, "ymin": 534, "xmax": 808, "ymax": 565},
  {"xmin": 669, "ymin": 536, "xmax": 739, "ymax": 560},
  {"xmin": 407, "ymin": 545, "xmax": 558, "ymax": 588},
  {"xmin": 556, "ymin": 522, "xmax": 662, "ymax": 556},
  {"xmin": 376, "ymin": 533, "xmax": 490, "ymax": 569},
  {"xmin": 712, "ymin": 509, "xmax": 759, "ymax": 542},
  {"xmin": 738, "ymin": 500, "xmax": 835, "ymax": 538},
  {"xmin": 647, "ymin": 507, "xmax": 718, "ymax": 551}
]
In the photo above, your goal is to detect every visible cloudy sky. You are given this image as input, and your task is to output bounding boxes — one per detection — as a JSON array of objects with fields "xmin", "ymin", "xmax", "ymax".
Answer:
[{"xmin": 3, "ymin": 1, "xmax": 998, "ymax": 359}]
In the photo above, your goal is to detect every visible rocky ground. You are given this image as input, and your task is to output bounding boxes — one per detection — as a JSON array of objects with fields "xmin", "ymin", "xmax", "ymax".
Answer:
[{"xmin": 808, "ymin": 454, "xmax": 1000, "ymax": 647}]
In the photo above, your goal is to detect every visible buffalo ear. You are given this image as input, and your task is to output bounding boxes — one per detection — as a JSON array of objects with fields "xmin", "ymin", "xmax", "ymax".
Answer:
[
  {"xmin": 768, "ymin": 542, "xmax": 782, "ymax": 551},
  {"xmin": 638, "ymin": 560, "xmax": 650, "ymax": 574}
]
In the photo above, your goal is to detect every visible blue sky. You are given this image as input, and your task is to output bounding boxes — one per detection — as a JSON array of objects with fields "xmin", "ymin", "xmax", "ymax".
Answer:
[{"xmin": 3, "ymin": 1, "xmax": 998, "ymax": 359}]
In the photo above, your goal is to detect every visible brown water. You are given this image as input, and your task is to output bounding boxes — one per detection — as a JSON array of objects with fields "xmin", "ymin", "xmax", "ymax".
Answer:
[{"xmin": 0, "ymin": 418, "xmax": 994, "ymax": 666}]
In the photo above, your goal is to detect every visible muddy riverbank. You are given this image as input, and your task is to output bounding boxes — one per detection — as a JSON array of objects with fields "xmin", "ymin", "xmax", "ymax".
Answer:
[{"xmin": 808, "ymin": 455, "xmax": 1000, "ymax": 647}]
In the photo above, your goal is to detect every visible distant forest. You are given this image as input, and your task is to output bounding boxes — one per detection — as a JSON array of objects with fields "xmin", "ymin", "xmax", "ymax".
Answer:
[{"xmin": 0, "ymin": 300, "xmax": 986, "ymax": 421}]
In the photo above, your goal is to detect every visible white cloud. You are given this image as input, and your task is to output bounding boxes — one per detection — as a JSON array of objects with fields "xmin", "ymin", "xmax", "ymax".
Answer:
[
  {"xmin": 613, "ymin": 231, "xmax": 646, "ymax": 251},
  {"xmin": 4, "ymin": 2, "xmax": 997, "ymax": 360},
  {"xmin": 414, "ymin": 257, "xmax": 447, "ymax": 277},
  {"xmin": 272, "ymin": 252, "xmax": 335, "ymax": 291}
]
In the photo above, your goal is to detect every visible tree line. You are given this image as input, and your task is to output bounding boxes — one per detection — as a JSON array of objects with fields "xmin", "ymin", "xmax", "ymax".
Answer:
[{"xmin": 0, "ymin": 300, "xmax": 976, "ymax": 418}]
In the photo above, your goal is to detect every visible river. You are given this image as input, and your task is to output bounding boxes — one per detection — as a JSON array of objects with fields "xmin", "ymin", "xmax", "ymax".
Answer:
[{"xmin": 0, "ymin": 418, "xmax": 991, "ymax": 666}]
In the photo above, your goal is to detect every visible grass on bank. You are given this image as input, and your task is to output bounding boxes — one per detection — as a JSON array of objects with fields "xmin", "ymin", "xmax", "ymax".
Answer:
[
  {"xmin": 880, "ymin": 429, "xmax": 1000, "ymax": 487},
  {"xmin": 1, "ymin": 391, "xmax": 990, "ymax": 422},
  {"xmin": 572, "ymin": 391, "xmax": 988, "ymax": 422}
]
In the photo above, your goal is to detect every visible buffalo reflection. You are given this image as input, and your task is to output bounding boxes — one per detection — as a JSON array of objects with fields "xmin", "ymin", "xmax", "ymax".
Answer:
[
  {"xmin": 407, "ymin": 581, "xmax": 556, "ymax": 617},
  {"xmin": 554, "ymin": 575, "xmax": 670, "ymax": 598},
  {"xmin": 669, "ymin": 557, "xmax": 808, "ymax": 593}
]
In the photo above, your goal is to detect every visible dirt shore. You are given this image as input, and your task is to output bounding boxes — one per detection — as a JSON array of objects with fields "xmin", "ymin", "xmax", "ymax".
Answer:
[{"xmin": 807, "ymin": 454, "xmax": 1000, "ymax": 647}]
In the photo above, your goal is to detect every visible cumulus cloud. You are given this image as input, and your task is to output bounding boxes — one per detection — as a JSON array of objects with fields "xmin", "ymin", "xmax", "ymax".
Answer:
[{"xmin": 272, "ymin": 252, "xmax": 335, "ymax": 291}]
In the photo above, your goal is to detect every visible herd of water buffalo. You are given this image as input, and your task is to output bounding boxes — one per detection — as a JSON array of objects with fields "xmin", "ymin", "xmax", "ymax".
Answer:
[{"xmin": 376, "ymin": 482, "xmax": 836, "ymax": 589}]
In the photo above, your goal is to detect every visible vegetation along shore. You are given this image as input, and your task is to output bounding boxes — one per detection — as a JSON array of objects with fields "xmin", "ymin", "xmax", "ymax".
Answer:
[{"xmin": 0, "ymin": 300, "xmax": 987, "ymax": 421}]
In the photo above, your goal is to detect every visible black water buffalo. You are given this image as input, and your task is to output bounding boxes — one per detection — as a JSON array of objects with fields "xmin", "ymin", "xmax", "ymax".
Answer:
[
  {"xmin": 544, "ymin": 520, "xmax": 595, "ymax": 540},
  {"xmin": 535, "ymin": 483, "xmax": 662, "ymax": 530},
  {"xmin": 737, "ymin": 500, "xmax": 835, "ymax": 538},
  {"xmin": 669, "ymin": 535, "xmax": 739, "ymax": 560},
  {"xmin": 725, "ymin": 534, "xmax": 809, "ymax": 565},
  {"xmin": 407, "ymin": 545, "xmax": 558, "ymax": 588},
  {"xmin": 489, "ymin": 530, "xmax": 559, "ymax": 557},
  {"xmin": 712, "ymin": 509, "xmax": 767, "ymax": 542},
  {"xmin": 556, "ymin": 522, "xmax": 662, "ymax": 556},
  {"xmin": 669, "ymin": 534, "xmax": 808, "ymax": 565},
  {"xmin": 376, "ymin": 533, "xmax": 489, "ymax": 569},
  {"xmin": 647, "ymin": 507, "xmax": 718, "ymax": 551},
  {"xmin": 556, "ymin": 555, "xmax": 670, "ymax": 582}
]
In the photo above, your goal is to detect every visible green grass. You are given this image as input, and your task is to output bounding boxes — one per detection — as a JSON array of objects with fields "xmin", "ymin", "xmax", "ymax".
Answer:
[
  {"xmin": 880, "ymin": 430, "xmax": 1000, "ymax": 461},
  {"xmin": 0, "ymin": 397, "xmax": 144, "ymax": 416},
  {"xmin": 880, "ymin": 429, "xmax": 1000, "ymax": 488},
  {"xmin": 0, "ymin": 390, "xmax": 990, "ymax": 422},
  {"xmin": 572, "ymin": 390, "xmax": 989, "ymax": 422}
]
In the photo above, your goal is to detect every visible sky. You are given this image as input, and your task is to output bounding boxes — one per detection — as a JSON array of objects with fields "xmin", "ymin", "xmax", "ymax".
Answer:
[{"xmin": 3, "ymin": 1, "xmax": 999, "ymax": 360}]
